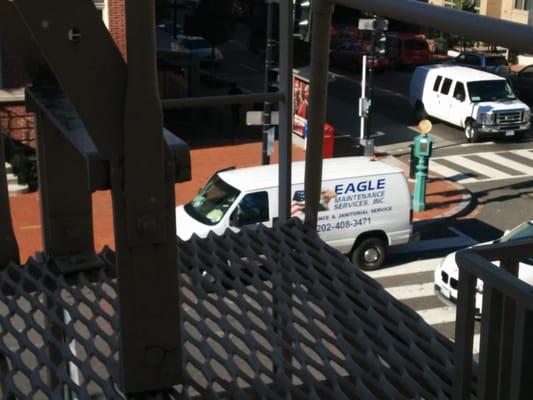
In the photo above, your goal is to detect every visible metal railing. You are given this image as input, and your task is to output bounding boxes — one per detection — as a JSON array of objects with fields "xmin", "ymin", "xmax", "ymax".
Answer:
[{"xmin": 454, "ymin": 238, "xmax": 533, "ymax": 400}]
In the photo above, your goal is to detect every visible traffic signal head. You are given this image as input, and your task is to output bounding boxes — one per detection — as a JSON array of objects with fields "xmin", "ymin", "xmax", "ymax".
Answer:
[
  {"xmin": 294, "ymin": 0, "xmax": 312, "ymax": 41},
  {"xmin": 374, "ymin": 31, "xmax": 387, "ymax": 55}
]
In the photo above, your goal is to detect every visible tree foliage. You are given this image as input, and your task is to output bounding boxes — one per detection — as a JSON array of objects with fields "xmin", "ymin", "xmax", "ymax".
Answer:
[{"xmin": 453, "ymin": 0, "xmax": 476, "ymax": 12}]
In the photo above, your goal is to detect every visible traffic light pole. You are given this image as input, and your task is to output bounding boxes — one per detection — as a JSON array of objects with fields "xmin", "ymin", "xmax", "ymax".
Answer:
[
  {"xmin": 361, "ymin": 30, "xmax": 375, "ymax": 156},
  {"xmin": 262, "ymin": 0, "xmax": 275, "ymax": 165}
]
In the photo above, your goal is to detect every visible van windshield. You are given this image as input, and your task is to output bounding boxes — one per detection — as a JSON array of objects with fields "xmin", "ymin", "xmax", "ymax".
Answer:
[
  {"xmin": 184, "ymin": 175, "xmax": 240, "ymax": 225},
  {"xmin": 467, "ymin": 80, "xmax": 515, "ymax": 102}
]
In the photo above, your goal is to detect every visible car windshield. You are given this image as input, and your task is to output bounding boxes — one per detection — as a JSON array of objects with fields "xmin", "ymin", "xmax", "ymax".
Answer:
[
  {"xmin": 497, "ymin": 221, "xmax": 533, "ymax": 243},
  {"xmin": 467, "ymin": 80, "xmax": 516, "ymax": 102},
  {"xmin": 485, "ymin": 56, "xmax": 508, "ymax": 67},
  {"xmin": 184, "ymin": 175, "xmax": 240, "ymax": 225}
]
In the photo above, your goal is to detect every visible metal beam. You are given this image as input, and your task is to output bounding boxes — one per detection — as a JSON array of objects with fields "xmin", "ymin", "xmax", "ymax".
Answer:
[
  {"xmin": 0, "ymin": 1, "xmax": 53, "ymax": 85},
  {"xmin": 335, "ymin": 0, "xmax": 533, "ymax": 53},
  {"xmin": 34, "ymin": 108, "xmax": 94, "ymax": 257},
  {"xmin": 304, "ymin": 0, "xmax": 334, "ymax": 228},
  {"xmin": 162, "ymin": 92, "xmax": 284, "ymax": 109},
  {"xmin": 277, "ymin": 0, "xmax": 294, "ymax": 223},
  {"xmin": 114, "ymin": 0, "xmax": 180, "ymax": 393},
  {"xmin": 9, "ymin": 0, "xmax": 127, "ymax": 161}
]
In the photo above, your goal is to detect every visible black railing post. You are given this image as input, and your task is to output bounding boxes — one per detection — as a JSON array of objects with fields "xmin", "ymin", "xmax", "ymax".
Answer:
[
  {"xmin": 453, "ymin": 267, "xmax": 476, "ymax": 400},
  {"xmin": 0, "ymin": 130, "xmax": 19, "ymax": 267}
]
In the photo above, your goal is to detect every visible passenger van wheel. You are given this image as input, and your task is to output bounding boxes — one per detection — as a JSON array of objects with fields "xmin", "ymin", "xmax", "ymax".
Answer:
[
  {"xmin": 415, "ymin": 102, "xmax": 428, "ymax": 122},
  {"xmin": 350, "ymin": 237, "xmax": 387, "ymax": 271},
  {"xmin": 465, "ymin": 120, "xmax": 480, "ymax": 143}
]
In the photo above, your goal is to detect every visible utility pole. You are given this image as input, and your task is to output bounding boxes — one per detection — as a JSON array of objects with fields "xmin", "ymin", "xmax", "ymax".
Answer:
[
  {"xmin": 262, "ymin": 0, "xmax": 276, "ymax": 165},
  {"xmin": 357, "ymin": 16, "xmax": 387, "ymax": 156}
]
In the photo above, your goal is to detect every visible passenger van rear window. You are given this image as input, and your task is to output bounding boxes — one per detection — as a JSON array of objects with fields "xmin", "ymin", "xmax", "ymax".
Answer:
[
  {"xmin": 433, "ymin": 76, "xmax": 442, "ymax": 92},
  {"xmin": 440, "ymin": 78, "xmax": 453, "ymax": 95}
]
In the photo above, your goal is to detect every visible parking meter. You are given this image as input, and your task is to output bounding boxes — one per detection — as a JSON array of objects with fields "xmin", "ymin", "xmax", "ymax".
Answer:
[{"xmin": 412, "ymin": 120, "xmax": 435, "ymax": 212}]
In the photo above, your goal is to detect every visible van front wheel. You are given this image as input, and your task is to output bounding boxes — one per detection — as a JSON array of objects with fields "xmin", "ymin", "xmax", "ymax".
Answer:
[
  {"xmin": 351, "ymin": 237, "xmax": 387, "ymax": 271},
  {"xmin": 465, "ymin": 120, "xmax": 480, "ymax": 143}
]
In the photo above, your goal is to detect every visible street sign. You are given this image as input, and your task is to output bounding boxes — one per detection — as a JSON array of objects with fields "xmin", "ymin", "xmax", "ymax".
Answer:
[
  {"xmin": 246, "ymin": 111, "xmax": 279, "ymax": 126},
  {"xmin": 358, "ymin": 17, "xmax": 389, "ymax": 31},
  {"xmin": 266, "ymin": 127, "xmax": 275, "ymax": 156}
]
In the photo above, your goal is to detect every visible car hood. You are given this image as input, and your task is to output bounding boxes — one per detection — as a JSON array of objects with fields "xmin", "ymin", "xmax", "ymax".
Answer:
[
  {"xmin": 175, "ymin": 205, "xmax": 213, "ymax": 241},
  {"xmin": 439, "ymin": 240, "xmax": 494, "ymax": 278}
]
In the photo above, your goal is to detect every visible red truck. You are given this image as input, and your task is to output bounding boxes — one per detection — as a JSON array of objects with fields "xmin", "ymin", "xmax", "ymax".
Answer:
[{"xmin": 386, "ymin": 33, "xmax": 430, "ymax": 68}]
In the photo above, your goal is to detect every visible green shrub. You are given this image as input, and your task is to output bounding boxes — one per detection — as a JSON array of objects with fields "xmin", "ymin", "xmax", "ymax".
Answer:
[{"xmin": 10, "ymin": 152, "xmax": 38, "ymax": 192}]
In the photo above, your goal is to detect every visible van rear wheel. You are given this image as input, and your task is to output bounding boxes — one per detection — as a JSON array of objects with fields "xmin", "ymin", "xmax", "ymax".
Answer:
[{"xmin": 350, "ymin": 237, "xmax": 387, "ymax": 271}]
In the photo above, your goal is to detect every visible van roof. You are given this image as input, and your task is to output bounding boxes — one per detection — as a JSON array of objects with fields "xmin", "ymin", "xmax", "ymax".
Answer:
[
  {"xmin": 217, "ymin": 156, "xmax": 402, "ymax": 192},
  {"xmin": 415, "ymin": 64, "xmax": 505, "ymax": 82}
]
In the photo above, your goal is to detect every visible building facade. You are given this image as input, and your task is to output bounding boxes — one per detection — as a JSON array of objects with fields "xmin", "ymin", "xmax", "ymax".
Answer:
[{"xmin": 429, "ymin": 0, "xmax": 531, "ymax": 25}]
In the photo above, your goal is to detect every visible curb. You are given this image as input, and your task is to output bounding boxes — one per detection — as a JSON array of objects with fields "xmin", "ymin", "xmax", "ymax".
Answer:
[{"xmin": 378, "ymin": 154, "xmax": 472, "ymax": 221}]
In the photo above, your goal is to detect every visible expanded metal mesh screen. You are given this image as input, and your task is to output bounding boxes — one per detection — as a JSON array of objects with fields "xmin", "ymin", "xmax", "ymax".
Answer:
[{"xmin": 0, "ymin": 220, "xmax": 476, "ymax": 399}]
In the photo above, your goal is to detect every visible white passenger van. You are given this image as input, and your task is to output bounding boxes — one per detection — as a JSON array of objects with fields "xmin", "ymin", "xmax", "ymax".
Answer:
[
  {"xmin": 176, "ymin": 157, "xmax": 412, "ymax": 270},
  {"xmin": 409, "ymin": 65, "xmax": 530, "ymax": 142}
]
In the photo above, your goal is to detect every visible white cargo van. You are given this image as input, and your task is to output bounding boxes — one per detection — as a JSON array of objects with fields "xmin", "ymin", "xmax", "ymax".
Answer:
[
  {"xmin": 176, "ymin": 157, "xmax": 412, "ymax": 270},
  {"xmin": 409, "ymin": 65, "xmax": 530, "ymax": 142}
]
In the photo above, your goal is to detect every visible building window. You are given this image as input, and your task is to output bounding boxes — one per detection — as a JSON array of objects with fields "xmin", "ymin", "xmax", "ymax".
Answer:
[{"xmin": 515, "ymin": 0, "xmax": 532, "ymax": 10}]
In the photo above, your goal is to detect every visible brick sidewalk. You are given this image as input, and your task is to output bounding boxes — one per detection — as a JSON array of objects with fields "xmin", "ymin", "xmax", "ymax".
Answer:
[{"xmin": 7, "ymin": 142, "xmax": 470, "ymax": 262}]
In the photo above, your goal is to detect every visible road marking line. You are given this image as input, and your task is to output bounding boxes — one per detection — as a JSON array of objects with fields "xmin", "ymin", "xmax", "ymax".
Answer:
[
  {"xmin": 476, "ymin": 152, "xmax": 533, "ymax": 175},
  {"xmin": 386, "ymin": 282, "xmax": 435, "ymax": 300},
  {"xmin": 429, "ymin": 160, "xmax": 478, "ymax": 183},
  {"xmin": 448, "ymin": 155, "xmax": 511, "ymax": 180},
  {"xmin": 513, "ymin": 149, "xmax": 533, "ymax": 161},
  {"xmin": 365, "ymin": 259, "xmax": 439, "ymax": 278},
  {"xmin": 416, "ymin": 305, "xmax": 456, "ymax": 325}
]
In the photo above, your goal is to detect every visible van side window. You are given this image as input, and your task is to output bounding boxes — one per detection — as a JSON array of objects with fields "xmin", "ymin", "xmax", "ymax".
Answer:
[
  {"xmin": 453, "ymin": 82, "xmax": 466, "ymax": 101},
  {"xmin": 440, "ymin": 78, "xmax": 453, "ymax": 95},
  {"xmin": 433, "ymin": 76, "xmax": 442, "ymax": 92},
  {"xmin": 233, "ymin": 192, "xmax": 269, "ymax": 226}
]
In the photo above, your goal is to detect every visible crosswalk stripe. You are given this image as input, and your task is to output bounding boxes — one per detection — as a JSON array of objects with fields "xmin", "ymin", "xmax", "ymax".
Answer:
[
  {"xmin": 476, "ymin": 152, "xmax": 533, "ymax": 176},
  {"xmin": 386, "ymin": 282, "xmax": 435, "ymax": 300},
  {"xmin": 448, "ymin": 155, "xmax": 511, "ymax": 180},
  {"xmin": 513, "ymin": 149, "xmax": 533, "ymax": 161},
  {"xmin": 416, "ymin": 305, "xmax": 456, "ymax": 325},
  {"xmin": 365, "ymin": 259, "xmax": 438, "ymax": 279},
  {"xmin": 429, "ymin": 160, "xmax": 478, "ymax": 183}
]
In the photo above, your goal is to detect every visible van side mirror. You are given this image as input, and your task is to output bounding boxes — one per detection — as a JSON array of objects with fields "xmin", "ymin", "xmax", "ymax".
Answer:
[
  {"xmin": 455, "ymin": 93, "xmax": 465, "ymax": 102},
  {"xmin": 229, "ymin": 210, "xmax": 241, "ymax": 227}
]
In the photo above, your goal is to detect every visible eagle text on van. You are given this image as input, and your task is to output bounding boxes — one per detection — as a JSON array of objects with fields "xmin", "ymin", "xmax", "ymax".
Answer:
[{"xmin": 176, "ymin": 157, "xmax": 412, "ymax": 270}]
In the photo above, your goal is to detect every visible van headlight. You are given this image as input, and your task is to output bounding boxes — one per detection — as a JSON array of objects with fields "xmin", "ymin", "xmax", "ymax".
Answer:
[
  {"xmin": 478, "ymin": 111, "xmax": 495, "ymax": 125},
  {"xmin": 524, "ymin": 108, "xmax": 531, "ymax": 122}
]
